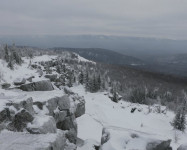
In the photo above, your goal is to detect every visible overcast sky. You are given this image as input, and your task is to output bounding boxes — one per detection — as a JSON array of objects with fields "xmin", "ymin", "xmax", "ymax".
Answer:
[{"xmin": 0, "ymin": 0, "xmax": 187, "ymax": 40}]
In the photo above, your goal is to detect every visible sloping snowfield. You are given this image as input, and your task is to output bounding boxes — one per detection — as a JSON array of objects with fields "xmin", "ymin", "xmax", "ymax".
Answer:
[{"xmin": 71, "ymin": 85, "xmax": 187, "ymax": 150}]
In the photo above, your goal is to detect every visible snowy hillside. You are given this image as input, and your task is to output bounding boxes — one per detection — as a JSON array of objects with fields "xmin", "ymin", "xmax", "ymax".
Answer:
[
  {"xmin": 71, "ymin": 85, "xmax": 187, "ymax": 150},
  {"xmin": 0, "ymin": 48, "xmax": 187, "ymax": 150}
]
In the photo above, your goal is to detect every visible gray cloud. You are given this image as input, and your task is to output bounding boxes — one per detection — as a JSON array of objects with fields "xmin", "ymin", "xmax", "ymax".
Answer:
[{"xmin": 0, "ymin": 0, "xmax": 187, "ymax": 39}]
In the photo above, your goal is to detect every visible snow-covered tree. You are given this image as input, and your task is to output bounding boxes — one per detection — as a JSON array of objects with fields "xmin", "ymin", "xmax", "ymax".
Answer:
[
  {"xmin": 4, "ymin": 44, "xmax": 9, "ymax": 62},
  {"xmin": 172, "ymin": 98, "xmax": 186, "ymax": 131},
  {"xmin": 79, "ymin": 71, "xmax": 84, "ymax": 84}
]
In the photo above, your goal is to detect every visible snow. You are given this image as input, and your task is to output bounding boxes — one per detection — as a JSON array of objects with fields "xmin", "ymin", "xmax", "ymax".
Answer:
[
  {"xmin": 71, "ymin": 85, "xmax": 187, "ymax": 150},
  {"xmin": 1, "ymin": 54, "xmax": 187, "ymax": 150},
  {"xmin": 77, "ymin": 114, "xmax": 103, "ymax": 143},
  {"xmin": 0, "ymin": 130, "xmax": 64, "ymax": 150},
  {"xmin": 74, "ymin": 53, "xmax": 96, "ymax": 64}
]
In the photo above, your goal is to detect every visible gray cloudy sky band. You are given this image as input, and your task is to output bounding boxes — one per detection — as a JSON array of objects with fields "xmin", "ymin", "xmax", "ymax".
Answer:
[{"xmin": 0, "ymin": 0, "xmax": 187, "ymax": 39}]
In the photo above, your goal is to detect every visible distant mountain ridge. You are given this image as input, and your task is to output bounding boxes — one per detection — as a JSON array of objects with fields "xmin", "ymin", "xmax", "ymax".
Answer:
[{"xmin": 52, "ymin": 47, "xmax": 145, "ymax": 66}]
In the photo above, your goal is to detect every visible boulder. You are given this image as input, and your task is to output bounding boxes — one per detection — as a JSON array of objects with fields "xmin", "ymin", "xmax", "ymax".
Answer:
[
  {"xmin": 146, "ymin": 139, "xmax": 172, "ymax": 150},
  {"xmin": 45, "ymin": 74, "xmax": 58, "ymax": 82},
  {"xmin": 178, "ymin": 145, "xmax": 187, "ymax": 150},
  {"xmin": 65, "ymin": 128, "xmax": 77, "ymax": 144},
  {"xmin": 1, "ymin": 83, "xmax": 11, "ymax": 89},
  {"xmin": 56, "ymin": 115, "xmax": 77, "ymax": 144},
  {"xmin": 101, "ymin": 128, "xmax": 110, "ymax": 145},
  {"xmin": 26, "ymin": 76, "xmax": 34, "ymax": 82},
  {"xmin": 56, "ymin": 115, "xmax": 77, "ymax": 131},
  {"xmin": 33, "ymin": 101, "xmax": 43, "ymax": 110},
  {"xmin": 54, "ymin": 110, "xmax": 67, "ymax": 122},
  {"xmin": 47, "ymin": 95, "xmax": 70, "ymax": 116},
  {"xmin": 14, "ymin": 78, "xmax": 26, "ymax": 86},
  {"xmin": 0, "ymin": 108, "xmax": 11, "ymax": 123},
  {"xmin": 37, "ymin": 69, "xmax": 43, "ymax": 77},
  {"xmin": 20, "ymin": 80, "xmax": 54, "ymax": 91},
  {"xmin": 74, "ymin": 97, "xmax": 85, "ymax": 118},
  {"xmin": 27, "ymin": 116, "xmax": 57, "ymax": 134},
  {"xmin": 7, "ymin": 97, "xmax": 34, "ymax": 115},
  {"xmin": 0, "ymin": 130, "xmax": 66, "ymax": 150},
  {"xmin": 7, "ymin": 109, "xmax": 34, "ymax": 132}
]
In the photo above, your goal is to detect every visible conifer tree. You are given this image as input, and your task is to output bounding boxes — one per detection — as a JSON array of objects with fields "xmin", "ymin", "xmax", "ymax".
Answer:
[
  {"xmin": 79, "ymin": 71, "xmax": 84, "ymax": 84},
  {"xmin": 172, "ymin": 99, "xmax": 186, "ymax": 131},
  {"xmin": 4, "ymin": 44, "xmax": 9, "ymax": 62}
]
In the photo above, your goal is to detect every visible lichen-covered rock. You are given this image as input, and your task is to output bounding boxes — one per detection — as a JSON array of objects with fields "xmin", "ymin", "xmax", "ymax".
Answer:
[
  {"xmin": 14, "ymin": 78, "xmax": 26, "ymax": 86},
  {"xmin": 178, "ymin": 145, "xmax": 187, "ymax": 150},
  {"xmin": 20, "ymin": 80, "xmax": 54, "ymax": 91},
  {"xmin": 7, "ymin": 109, "xmax": 34, "ymax": 132},
  {"xmin": 146, "ymin": 139, "xmax": 172, "ymax": 150}
]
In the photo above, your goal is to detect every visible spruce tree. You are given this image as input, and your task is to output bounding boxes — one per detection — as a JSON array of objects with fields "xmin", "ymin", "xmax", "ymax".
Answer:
[
  {"xmin": 7, "ymin": 54, "xmax": 14, "ymax": 70},
  {"xmin": 4, "ymin": 44, "xmax": 9, "ymax": 62},
  {"xmin": 172, "ymin": 99, "xmax": 186, "ymax": 131},
  {"xmin": 79, "ymin": 71, "xmax": 84, "ymax": 84}
]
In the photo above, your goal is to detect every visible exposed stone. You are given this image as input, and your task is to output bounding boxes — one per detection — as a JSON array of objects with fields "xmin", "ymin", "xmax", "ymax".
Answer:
[
  {"xmin": 54, "ymin": 110, "xmax": 67, "ymax": 122},
  {"xmin": 26, "ymin": 76, "xmax": 34, "ymax": 82},
  {"xmin": 64, "ymin": 87, "xmax": 74, "ymax": 95},
  {"xmin": 56, "ymin": 115, "xmax": 77, "ymax": 131},
  {"xmin": 20, "ymin": 80, "xmax": 54, "ymax": 91},
  {"xmin": 74, "ymin": 97, "xmax": 85, "ymax": 118},
  {"xmin": 146, "ymin": 139, "xmax": 172, "ymax": 150},
  {"xmin": 1, "ymin": 83, "xmax": 11, "ymax": 89},
  {"xmin": 0, "ymin": 108, "xmax": 11, "ymax": 123},
  {"xmin": 33, "ymin": 101, "xmax": 43, "ymax": 110},
  {"xmin": 0, "ymin": 130, "xmax": 66, "ymax": 150},
  {"xmin": 6, "ymin": 97, "xmax": 34, "ymax": 115},
  {"xmin": 27, "ymin": 116, "xmax": 57, "ymax": 134},
  {"xmin": 101, "ymin": 128, "xmax": 110, "ymax": 145},
  {"xmin": 56, "ymin": 115, "xmax": 77, "ymax": 144},
  {"xmin": 14, "ymin": 78, "xmax": 26, "ymax": 86},
  {"xmin": 47, "ymin": 95, "xmax": 70, "ymax": 116},
  {"xmin": 45, "ymin": 74, "xmax": 57, "ymax": 82},
  {"xmin": 37, "ymin": 69, "xmax": 43, "ymax": 77},
  {"xmin": 8, "ymin": 109, "xmax": 34, "ymax": 132}
]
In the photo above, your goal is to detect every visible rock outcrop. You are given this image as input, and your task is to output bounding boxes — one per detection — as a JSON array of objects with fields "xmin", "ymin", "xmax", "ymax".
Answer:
[
  {"xmin": 146, "ymin": 139, "xmax": 172, "ymax": 150},
  {"xmin": 14, "ymin": 78, "xmax": 26, "ymax": 86},
  {"xmin": 20, "ymin": 80, "xmax": 54, "ymax": 91},
  {"xmin": 1, "ymin": 83, "xmax": 11, "ymax": 89}
]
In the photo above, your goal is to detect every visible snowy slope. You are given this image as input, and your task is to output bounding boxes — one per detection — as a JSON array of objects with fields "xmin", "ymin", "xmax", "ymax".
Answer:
[{"xmin": 71, "ymin": 85, "xmax": 187, "ymax": 150}]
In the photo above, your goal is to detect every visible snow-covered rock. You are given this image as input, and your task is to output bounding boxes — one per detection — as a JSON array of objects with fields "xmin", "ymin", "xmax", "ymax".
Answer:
[
  {"xmin": 20, "ymin": 80, "xmax": 54, "ymax": 91},
  {"xmin": 45, "ymin": 74, "xmax": 58, "ymax": 82},
  {"xmin": 27, "ymin": 115, "xmax": 57, "ymax": 134},
  {"xmin": 46, "ymin": 95, "xmax": 70, "ymax": 116},
  {"xmin": 7, "ymin": 109, "xmax": 34, "ymax": 132},
  {"xmin": 0, "ymin": 130, "xmax": 66, "ymax": 150},
  {"xmin": 1, "ymin": 83, "xmax": 11, "ymax": 89},
  {"xmin": 146, "ymin": 140, "xmax": 172, "ymax": 150},
  {"xmin": 13, "ymin": 78, "xmax": 26, "ymax": 86}
]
